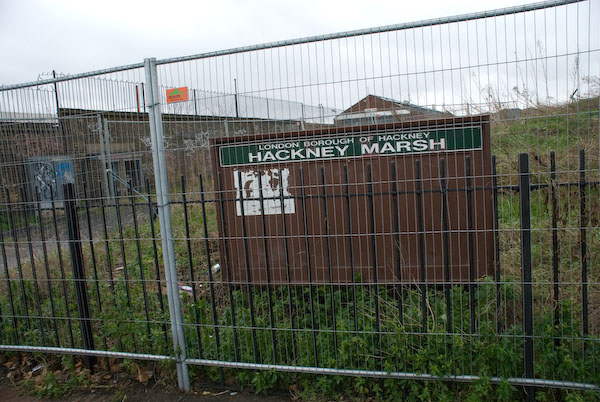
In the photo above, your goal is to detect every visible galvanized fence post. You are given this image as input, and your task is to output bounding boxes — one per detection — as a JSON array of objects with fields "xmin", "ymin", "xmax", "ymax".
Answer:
[{"xmin": 144, "ymin": 57, "xmax": 190, "ymax": 392}]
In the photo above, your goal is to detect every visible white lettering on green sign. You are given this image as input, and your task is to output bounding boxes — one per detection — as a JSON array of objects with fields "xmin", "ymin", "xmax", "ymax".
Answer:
[{"xmin": 219, "ymin": 127, "xmax": 481, "ymax": 167}]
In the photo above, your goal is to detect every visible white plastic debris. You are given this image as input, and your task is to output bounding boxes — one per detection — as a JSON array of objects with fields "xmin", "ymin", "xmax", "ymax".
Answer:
[
  {"xmin": 178, "ymin": 284, "xmax": 193, "ymax": 294},
  {"xmin": 211, "ymin": 263, "xmax": 221, "ymax": 274},
  {"xmin": 31, "ymin": 363, "xmax": 44, "ymax": 374}
]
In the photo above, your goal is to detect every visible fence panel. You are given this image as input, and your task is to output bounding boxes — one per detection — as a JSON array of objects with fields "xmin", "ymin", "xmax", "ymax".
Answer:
[
  {"xmin": 150, "ymin": 0, "xmax": 599, "ymax": 391},
  {"xmin": 0, "ymin": 69, "xmax": 178, "ymax": 363}
]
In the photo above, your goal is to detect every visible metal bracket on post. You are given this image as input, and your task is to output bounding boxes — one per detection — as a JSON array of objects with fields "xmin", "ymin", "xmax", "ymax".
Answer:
[{"xmin": 144, "ymin": 57, "xmax": 190, "ymax": 392}]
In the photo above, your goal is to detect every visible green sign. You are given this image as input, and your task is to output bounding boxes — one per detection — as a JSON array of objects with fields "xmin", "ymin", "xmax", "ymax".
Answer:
[{"xmin": 219, "ymin": 126, "xmax": 482, "ymax": 167}]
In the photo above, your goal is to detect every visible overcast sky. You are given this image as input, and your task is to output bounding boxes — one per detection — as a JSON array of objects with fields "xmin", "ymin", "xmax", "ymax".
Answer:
[{"xmin": 0, "ymin": 0, "xmax": 545, "ymax": 86}]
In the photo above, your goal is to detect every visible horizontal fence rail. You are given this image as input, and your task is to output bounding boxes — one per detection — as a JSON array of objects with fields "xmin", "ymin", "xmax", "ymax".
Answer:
[{"xmin": 0, "ymin": 0, "xmax": 598, "ymax": 398}]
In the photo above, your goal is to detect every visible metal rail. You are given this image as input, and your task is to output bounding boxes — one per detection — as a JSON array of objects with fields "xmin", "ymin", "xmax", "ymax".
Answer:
[{"xmin": 185, "ymin": 359, "xmax": 600, "ymax": 392}]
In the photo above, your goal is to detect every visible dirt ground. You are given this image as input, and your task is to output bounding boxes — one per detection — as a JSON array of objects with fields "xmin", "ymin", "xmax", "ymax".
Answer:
[
  {"xmin": 0, "ymin": 374, "xmax": 292, "ymax": 402},
  {"xmin": 0, "ymin": 355, "xmax": 292, "ymax": 402}
]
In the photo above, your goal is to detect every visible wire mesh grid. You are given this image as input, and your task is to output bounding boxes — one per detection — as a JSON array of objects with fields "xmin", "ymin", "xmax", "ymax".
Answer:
[{"xmin": 0, "ymin": 0, "xmax": 598, "ymax": 392}]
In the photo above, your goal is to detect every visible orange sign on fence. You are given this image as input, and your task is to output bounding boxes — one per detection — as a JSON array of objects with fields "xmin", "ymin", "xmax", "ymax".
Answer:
[{"xmin": 166, "ymin": 87, "xmax": 189, "ymax": 103}]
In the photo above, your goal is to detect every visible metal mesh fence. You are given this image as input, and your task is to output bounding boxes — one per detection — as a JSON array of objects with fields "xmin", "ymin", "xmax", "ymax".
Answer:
[{"xmin": 0, "ymin": 0, "xmax": 598, "ymax": 394}]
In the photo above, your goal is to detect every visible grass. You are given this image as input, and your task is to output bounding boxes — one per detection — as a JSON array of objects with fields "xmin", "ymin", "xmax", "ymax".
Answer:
[{"xmin": 0, "ymin": 97, "xmax": 599, "ymax": 400}]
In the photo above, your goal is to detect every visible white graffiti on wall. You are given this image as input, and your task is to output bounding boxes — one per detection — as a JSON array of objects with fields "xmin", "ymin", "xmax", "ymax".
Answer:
[
  {"xmin": 183, "ymin": 132, "xmax": 212, "ymax": 155},
  {"xmin": 234, "ymin": 168, "xmax": 295, "ymax": 216},
  {"xmin": 33, "ymin": 161, "xmax": 57, "ymax": 201}
]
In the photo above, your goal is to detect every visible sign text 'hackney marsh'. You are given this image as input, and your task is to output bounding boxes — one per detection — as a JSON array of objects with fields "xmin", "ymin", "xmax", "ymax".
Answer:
[{"xmin": 219, "ymin": 126, "xmax": 482, "ymax": 167}]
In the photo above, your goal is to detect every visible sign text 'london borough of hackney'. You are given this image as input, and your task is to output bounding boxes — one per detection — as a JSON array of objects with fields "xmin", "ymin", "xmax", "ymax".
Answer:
[{"xmin": 211, "ymin": 116, "xmax": 494, "ymax": 285}]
